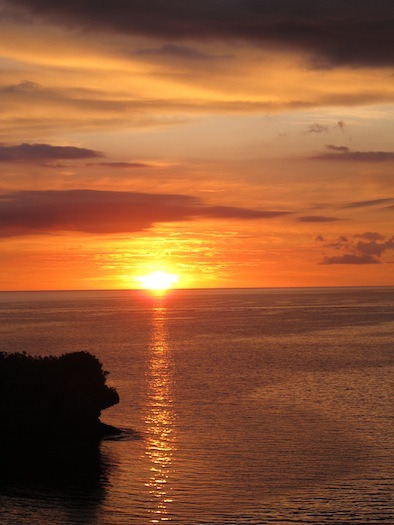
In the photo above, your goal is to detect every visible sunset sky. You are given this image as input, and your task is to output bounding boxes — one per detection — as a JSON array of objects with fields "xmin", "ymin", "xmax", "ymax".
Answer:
[{"xmin": 0, "ymin": 0, "xmax": 393, "ymax": 290}]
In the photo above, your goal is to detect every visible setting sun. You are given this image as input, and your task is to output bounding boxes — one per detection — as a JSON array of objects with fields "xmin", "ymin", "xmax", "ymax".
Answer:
[{"xmin": 136, "ymin": 271, "xmax": 179, "ymax": 291}]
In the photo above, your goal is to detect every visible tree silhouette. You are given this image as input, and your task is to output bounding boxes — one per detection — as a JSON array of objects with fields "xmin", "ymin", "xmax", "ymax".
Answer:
[{"xmin": 0, "ymin": 351, "xmax": 119, "ymax": 442}]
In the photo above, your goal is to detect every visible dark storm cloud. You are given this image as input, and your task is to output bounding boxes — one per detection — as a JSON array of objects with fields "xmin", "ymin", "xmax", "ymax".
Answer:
[
  {"xmin": 0, "ymin": 143, "xmax": 103, "ymax": 162},
  {"xmin": 6, "ymin": 0, "xmax": 394, "ymax": 68},
  {"xmin": 0, "ymin": 190, "xmax": 290, "ymax": 237},
  {"xmin": 310, "ymin": 146, "xmax": 394, "ymax": 162},
  {"xmin": 319, "ymin": 233, "xmax": 394, "ymax": 264},
  {"xmin": 298, "ymin": 215, "xmax": 342, "ymax": 222}
]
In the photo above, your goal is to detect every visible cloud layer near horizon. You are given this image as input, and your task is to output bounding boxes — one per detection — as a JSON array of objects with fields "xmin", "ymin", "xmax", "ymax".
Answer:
[
  {"xmin": 0, "ymin": 189, "xmax": 290, "ymax": 237},
  {"xmin": 6, "ymin": 0, "xmax": 394, "ymax": 68}
]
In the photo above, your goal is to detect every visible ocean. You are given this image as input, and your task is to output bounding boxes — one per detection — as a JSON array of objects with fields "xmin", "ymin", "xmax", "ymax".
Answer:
[{"xmin": 0, "ymin": 287, "xmax": 392, "ymax": 524}]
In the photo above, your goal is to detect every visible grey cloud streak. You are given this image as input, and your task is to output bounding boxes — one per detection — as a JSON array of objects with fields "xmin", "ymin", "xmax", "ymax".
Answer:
[
  {"xmin": 0, "ymin": 189, "xmax": 290, "ymax": 237},
  {"xmin": 298, "ymin": 215, "xmax": 342, "ymax": 223},
  {"xmin": 86, "ymin": 162, "xmax": 151, "ymax": 169},
  {"xmin": 341, "ymin": 198, "xmax": 394, "ymax": 209}
]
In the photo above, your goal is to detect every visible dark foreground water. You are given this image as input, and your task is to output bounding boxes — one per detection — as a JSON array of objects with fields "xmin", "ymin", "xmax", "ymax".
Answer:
[{"xmin": 0, "ymin": 287, "xmax": 392, "ymax": 524}]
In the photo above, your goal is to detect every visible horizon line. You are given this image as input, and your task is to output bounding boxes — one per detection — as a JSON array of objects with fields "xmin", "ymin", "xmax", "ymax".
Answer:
[{"xmin": 0, "ymin": 285, "xmax": 393, "ymax": 293}]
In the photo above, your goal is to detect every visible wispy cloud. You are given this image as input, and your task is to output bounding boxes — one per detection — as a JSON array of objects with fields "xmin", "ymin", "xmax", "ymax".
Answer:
[
  {"xmin": 304, "ymin": 123, "xmax": 329, "ymax": 134},
  {"xmin": 310, "ymin": 145, "xmax": 394, "ymax": 162},
  {"xmin": 298, "ymin": 215, "xmax": 342, "ymax": 222},
  {"xmin": 86, "ymin": 162, "xmax": 151, "ymax": 169},
  {"xmin": 326, "ymin": 144, "xmax": 349, "ymax": 153},
  {"xmin": 303, "ymin": 121, "xmax": 346, "ymax": 135},
  {"xmin": 341, "ymin": 198, "xmax": 394, "ymax": 209},
  {"xmin": 1, "ymin": 80, "xmax": 392, "ymax": 139}
]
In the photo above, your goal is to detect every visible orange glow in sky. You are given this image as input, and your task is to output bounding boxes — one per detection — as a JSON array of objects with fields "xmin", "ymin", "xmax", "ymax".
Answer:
[{"xmin": 0, "ymin": 2, "xmax": 393, "ymax": 290}]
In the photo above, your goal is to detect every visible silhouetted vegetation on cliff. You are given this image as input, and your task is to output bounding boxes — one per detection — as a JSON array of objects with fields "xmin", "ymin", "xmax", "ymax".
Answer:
[{"xmin": 0, "ymin": 351, "xmax": 119, "ymax": 442}]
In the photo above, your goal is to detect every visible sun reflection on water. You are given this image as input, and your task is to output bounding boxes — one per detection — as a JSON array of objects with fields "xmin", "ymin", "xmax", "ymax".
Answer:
[{"xmin": 144, "ymin": 304, "xmax": 175, "ymax": 523}]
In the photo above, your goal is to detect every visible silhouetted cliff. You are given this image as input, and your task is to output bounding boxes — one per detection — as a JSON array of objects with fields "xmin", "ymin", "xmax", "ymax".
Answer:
[{"xmin": 0, "ymin": 351, "xmax": 120, "ymax": 442}]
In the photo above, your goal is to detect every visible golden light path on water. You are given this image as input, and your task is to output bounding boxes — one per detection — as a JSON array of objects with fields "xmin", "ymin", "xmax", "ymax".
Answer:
[{"xmin": 144, "ymin": 302, "xmax": 175, "ymax": 523}]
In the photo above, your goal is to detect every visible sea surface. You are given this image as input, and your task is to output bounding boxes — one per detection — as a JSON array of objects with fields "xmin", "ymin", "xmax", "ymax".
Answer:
[{"xmin": 0, "ymin": 287, "xmax": 392, "ymax": 524}]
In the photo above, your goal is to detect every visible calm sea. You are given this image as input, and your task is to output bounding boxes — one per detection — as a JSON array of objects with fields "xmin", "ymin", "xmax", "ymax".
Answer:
[{"xmin": 0, "ymin": 287, "xmax": 392, "ymax": 524}]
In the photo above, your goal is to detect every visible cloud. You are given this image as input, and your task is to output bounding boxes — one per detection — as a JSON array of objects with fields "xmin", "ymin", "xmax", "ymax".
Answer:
[
  {"xmin": 1, "ymin": 81, "xmax": 393, "ymax": 139},
  {"xmin": 134, "ymin": 44, "xmax": 229, "ymax": 61},
  {"xmin": 319, "ymin": 233, "xmax": 394, "ymax": 264},
  {"xmin": 0, "ymin": 189, "xmax": 290, "ymax": 237},
  {"xmin": 354, "ymin": 232, "xmax": 385, "ymax": 241},
  {"xmin": 326, "ymin": 144, "xmax": 349, "ymax": 153},
  {"xmin": 196, "ymin": 206, "xmax": 287, "ymax": 220},
  {"xmin": 86, "ymin": 162, "xmax": 151, "ymax": 169},
  {"xmin": 321, "ymin": 254, "xmax": 380, "ymax": 265},
  {"xmin": 310, "ymin": 146, "xmax": 394, "ymax": 162},
  {"xmin": 42, "ymin": 161, "xmax": 152, "ymax": 169},
  {"xmin": 6, "ymin": 0, "xmax": 394, "ymax": 68},
  {"xmin": 0, "ymin": 143, "xmax": 103, "ymax": 162},
  {"xmin": 298, "ymin": 215, "xmax": 342, "ymax": 222},
  {"xmin": 356, "ymin": 238, "xmax": 394, "ymax": 257},
  {"xmin": 304, "ymin": 123, "xmax": 329, "ymax": 134},
  {"xmin": 303, "ymin": 121, "xmax": 347, "ymax": 136},
  {"xmin": 341, "ymin": 198, "xmax": 394, "ymax": 209}
]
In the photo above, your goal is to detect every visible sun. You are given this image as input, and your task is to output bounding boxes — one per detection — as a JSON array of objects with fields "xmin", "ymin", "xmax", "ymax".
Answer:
[{"xmin": 136, "ymin": 271, "xmax": 179, "ymax": 291}]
